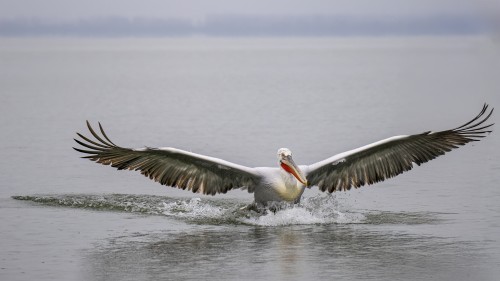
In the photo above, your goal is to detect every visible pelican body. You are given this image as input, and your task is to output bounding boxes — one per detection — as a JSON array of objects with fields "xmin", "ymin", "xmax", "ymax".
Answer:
[{"xmin": 74, "ymin": 104, "xmax": 493, "ymax": 205}]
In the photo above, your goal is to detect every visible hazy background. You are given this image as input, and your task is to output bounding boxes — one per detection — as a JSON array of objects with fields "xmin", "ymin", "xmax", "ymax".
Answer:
[
  {"xmin": 1, "ymin": 0, "xmax": 500, "ymax": 36},
  {"xmin": 1, "ymin": 1, "xmax": 500, "ymax": 280}
]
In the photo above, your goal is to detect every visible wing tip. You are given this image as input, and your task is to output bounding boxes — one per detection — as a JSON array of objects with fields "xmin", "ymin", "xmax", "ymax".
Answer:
[
  {"xmin": 452, "ymin": 103, "xmax": 494, "ymax": 140},
  {"xmin": 74, "ymin": 120, "xmax": 121, "ymax": 152}
]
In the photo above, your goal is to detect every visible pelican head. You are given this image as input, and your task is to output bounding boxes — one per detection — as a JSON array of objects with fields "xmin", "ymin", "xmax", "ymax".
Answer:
[{"xmin": 277, "ymin": 148, "xmax": 308, "ymax": 185}]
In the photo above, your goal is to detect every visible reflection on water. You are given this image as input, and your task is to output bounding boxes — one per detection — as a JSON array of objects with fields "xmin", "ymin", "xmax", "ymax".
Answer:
[
  {"xmin": 83, "ymin": 224, "xmax": 488, "ymax": 281},
  {"xmin": 13, "ymin": 193, "xmax": 492, "ymax": 280}
]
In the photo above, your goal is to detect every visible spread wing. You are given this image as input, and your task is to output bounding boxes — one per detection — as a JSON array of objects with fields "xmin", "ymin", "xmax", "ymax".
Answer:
[
  {"xmin": 306, "ymin": 104, "xmax": 494, "ymax": 192},
  {"xmin": 73, "ymin": 121, "xmax": 261, "ymax": 195}
]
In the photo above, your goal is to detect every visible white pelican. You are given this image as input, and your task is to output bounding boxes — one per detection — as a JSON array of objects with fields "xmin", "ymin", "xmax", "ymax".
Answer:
[{"xmin": 74, "ymin": 104, "xmax": 493, "ymax": 205}]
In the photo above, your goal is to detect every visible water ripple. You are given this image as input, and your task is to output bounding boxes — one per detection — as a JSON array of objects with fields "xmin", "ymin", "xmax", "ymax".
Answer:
[{"xmin": 12, "ymin": 193, "xmax": 441, "ymax": 226}]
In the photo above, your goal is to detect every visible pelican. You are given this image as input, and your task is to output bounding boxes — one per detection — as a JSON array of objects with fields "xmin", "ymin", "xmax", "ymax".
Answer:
[{"xmin": 74, "ymin": 104, "xmax": 493, "ymax": 205}]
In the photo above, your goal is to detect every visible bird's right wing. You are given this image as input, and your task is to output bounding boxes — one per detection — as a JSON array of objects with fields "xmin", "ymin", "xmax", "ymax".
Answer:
[{"xmin": 73, "ymin": 121, "xmax": 261, "ymax": 195}]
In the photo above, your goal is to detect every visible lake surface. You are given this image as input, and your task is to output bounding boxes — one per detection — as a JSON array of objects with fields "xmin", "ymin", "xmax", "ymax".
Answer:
[{"xmin": 1, "ymin": 36, "xmax": 499, "ymax": 281}]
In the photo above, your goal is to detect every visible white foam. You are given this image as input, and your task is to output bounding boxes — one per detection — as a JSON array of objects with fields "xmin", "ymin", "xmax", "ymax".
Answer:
[
  {"xmin": 160, "ymin": 198, "xmax": 227, "ymax": 220},
  {"xmin": 153, "ymin": 194, "xmax": 367, "ymax": 226},
  {"xmin": 243, "ymin": 206, "xmax": 325, "ymax": 226},
  {"xmin": 242, "ymin": 195, "xmax": 366, "ymax": 226}
]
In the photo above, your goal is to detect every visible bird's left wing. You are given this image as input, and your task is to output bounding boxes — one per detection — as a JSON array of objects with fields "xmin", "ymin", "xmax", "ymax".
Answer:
[
  {"xmin": 305, "ymin": 104, "xmax": 494, "ymax": 193},
  {"xmin": 73, "ymin": 121, "xmax": 261, "ymax": 195}
]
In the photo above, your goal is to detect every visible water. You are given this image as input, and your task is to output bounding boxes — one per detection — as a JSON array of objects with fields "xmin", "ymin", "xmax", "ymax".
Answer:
[{"xmin": 1, "ymin": 36, "xmax": 499, "ymax": 281}]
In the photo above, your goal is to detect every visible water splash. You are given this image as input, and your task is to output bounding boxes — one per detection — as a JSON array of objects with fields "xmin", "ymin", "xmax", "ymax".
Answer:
[
  {"xmin": 12, "ymin": 194, "xmax": 171, "ymax": 214},
  {"xmin": 159, "ymin": 197, "xmax": 233, "ymax": 224},
  {"xmin": 242, "ymin": 194, "xmax": 366, "ymax": 226},
  {"xmin": 12, "ymin": 193, "xmax": 439, "ymax": 226}
]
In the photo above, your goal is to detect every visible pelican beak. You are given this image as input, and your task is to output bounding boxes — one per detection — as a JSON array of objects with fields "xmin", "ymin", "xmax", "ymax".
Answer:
[{"xmin": 280, "ymin": 156, "xmax": 308, "ymax": 186}]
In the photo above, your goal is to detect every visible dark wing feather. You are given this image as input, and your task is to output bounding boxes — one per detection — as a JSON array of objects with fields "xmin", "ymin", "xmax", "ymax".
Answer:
[
  {"xmin": 73, "ymin": 121, "xmax": 260, "ymax": 195},
  {"xmin": 306, "ymin": 104, "xmax": 494, "ymax": 192}
]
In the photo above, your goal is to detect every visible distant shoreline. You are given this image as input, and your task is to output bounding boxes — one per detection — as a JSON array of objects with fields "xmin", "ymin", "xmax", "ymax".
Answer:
[{"xmin": 0, "ymin": 14, "xmax": 493, "ymax": 37}]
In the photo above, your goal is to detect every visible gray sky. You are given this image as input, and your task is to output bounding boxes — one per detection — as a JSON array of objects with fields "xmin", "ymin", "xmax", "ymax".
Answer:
[{"xmin": 1, "ymin": 0, "xmax": 499, "ymax": 21}]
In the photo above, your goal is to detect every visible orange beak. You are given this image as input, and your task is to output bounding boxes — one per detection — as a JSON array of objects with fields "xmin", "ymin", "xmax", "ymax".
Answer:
[{"xmin": 280, "ymin": 156, "xmax": 308, "ymax": 186}]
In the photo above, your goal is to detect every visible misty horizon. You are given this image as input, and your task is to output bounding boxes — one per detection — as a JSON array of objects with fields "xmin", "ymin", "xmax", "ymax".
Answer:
[{"xmin": 0, "ymin": 13, "xmax": 493, "ymax": 37}]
